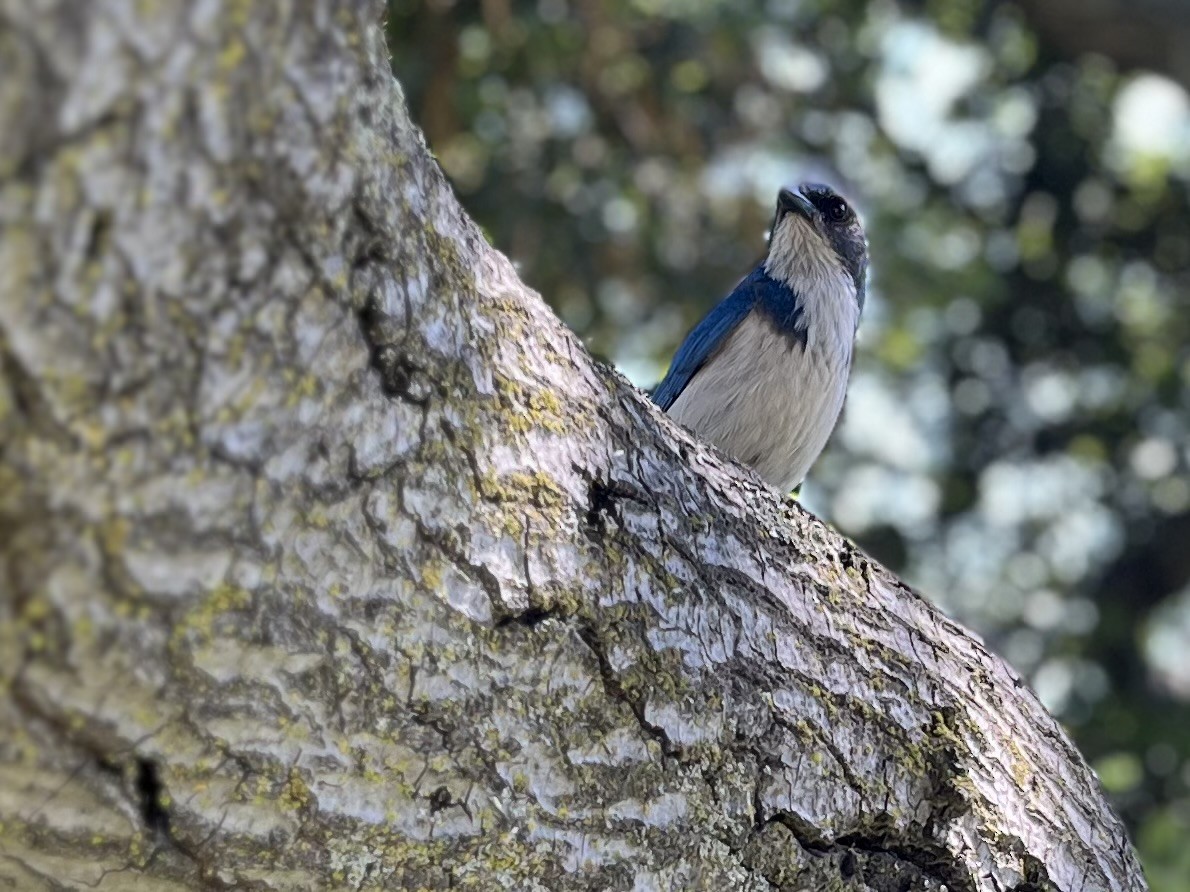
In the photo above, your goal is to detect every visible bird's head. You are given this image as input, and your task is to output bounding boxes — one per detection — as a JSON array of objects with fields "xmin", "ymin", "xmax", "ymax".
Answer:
[{"xmin": 766, "ymin": 183, "xmax": 869, "ymax": 312}]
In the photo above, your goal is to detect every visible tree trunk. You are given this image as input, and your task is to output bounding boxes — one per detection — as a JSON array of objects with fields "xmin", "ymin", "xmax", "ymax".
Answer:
[
  {"xmin": 0, "ymin": 3, "xmax": 1147, "ymax": 890},
  {"xmin": 1012, "ymin": 0, "xmax": 1190, "ymax": 89}
]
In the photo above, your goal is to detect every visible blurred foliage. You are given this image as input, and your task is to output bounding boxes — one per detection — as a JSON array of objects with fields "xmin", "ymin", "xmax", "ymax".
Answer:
[{"xmin": 386, "ymin": 0, "xmax": 1190, "ymax": 886}]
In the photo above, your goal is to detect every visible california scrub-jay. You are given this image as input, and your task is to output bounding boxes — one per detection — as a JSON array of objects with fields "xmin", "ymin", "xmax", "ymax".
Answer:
[{"xmin": 652, "ymin": 183, "xmax": 868, "ymax": 493}]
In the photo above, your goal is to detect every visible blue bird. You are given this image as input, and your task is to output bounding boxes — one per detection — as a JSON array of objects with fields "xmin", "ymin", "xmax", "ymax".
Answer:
[{"xmin": 652, "ymin": 183, "xmax": 869, "ymax": 493}]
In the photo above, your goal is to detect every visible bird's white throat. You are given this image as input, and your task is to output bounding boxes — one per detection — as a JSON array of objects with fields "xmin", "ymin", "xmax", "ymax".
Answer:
[{"xmin": 764, "ymin": 215, "xmax": 860, "ymax": 355}]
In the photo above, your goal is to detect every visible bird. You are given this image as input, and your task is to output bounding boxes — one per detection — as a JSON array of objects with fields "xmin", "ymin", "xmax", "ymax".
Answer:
[{"xmin": 651, "ymin": 183, "xmax": 869, "ymax": 493}]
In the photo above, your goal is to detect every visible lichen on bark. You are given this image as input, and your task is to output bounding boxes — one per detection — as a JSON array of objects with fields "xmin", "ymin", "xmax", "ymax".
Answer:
[{"xmin": 0, "ymin": 2, "xmax": 1147, "ymax": 890}]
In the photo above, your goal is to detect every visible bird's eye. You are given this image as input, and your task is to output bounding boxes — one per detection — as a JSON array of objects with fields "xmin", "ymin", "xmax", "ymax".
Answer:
[{"xmin": 825, "ymin": 197, "xmax": 850, "ymax": 222}]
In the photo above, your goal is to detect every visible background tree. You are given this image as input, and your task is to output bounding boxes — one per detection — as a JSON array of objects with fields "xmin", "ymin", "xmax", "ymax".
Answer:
[{"xmin": 386, "ymin": 1, "xmax": 1190, "ymax": 888}]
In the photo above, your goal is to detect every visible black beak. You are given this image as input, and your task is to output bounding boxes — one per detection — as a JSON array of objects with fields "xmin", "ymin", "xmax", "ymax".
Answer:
[{"xmin": 776, "ymin": 188, "xmax": 815, "ymax": 221}]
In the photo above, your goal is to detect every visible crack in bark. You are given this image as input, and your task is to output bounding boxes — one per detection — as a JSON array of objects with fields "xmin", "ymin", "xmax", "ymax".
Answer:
[
  {"xmin": 759, "ymin": 808, "xmax": 976, "ymax": 892},
  {"xmin": 1007, "ymin": 851, "xmax": 1058, "ymax": 892},
  {"xmin": 356, "ymin": 294, "xmax": 429, "ymax": 404},
  {"xmin": 8, "ymin": 669, "xmax": 241, "ymax": 887},
  {"xmin": 494, "ymin": 605, "xmax": 556, "ymax": 629},
  {"xmin": 576, "ymin": 623, "xmax": 679, "ymax": 760},
  {"xmin": 577, "ymin": 469, "xmax": 653, "ymax": 543},
  {"xmin": 744, "ymin": 704, "xmax": 978, "ymax": 891},
  {"xmin": 133, "ymin": 758, "xmax": 170, "ymax": 835},
  {"xmin": 412, "ymin": 514, "xmax": 511, "ymax": 617},
  {"xmin": 770, "ymin": 712, "xmax": 871, "ymax": 809}
]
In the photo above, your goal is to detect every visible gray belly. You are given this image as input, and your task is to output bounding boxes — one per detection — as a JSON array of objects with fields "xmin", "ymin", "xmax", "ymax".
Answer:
[{"xmin": 666, "ymin": 314, "xmax": 849, "ymax": 492}]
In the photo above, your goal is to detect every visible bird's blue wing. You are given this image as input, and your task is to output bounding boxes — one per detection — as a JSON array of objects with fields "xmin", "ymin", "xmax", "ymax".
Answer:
[{"xmin": 651, "ymin": 274, "xmax": 763, "ymax": 410}]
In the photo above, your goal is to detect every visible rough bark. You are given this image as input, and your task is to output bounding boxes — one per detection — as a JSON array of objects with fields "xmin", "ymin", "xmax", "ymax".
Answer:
[{"xmin": 0, "ymin": 2, "xmax": 1146, "ymax": 890}]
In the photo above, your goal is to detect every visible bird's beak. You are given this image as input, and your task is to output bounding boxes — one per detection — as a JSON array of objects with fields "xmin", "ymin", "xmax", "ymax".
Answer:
[{"xmin": 776, "ymin": 188, "xmax": 815, "ymax": 222}]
